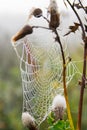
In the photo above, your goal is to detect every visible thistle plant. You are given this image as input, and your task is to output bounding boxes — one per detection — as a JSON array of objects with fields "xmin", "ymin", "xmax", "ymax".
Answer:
[
  {"xmin": 11, "ymin": 0, "xmax": 87, "ymax": 130},
  {"xmin": 22, "ymin": 112, "xmax": 38, "ymax": 130},
  {"xmin": 52, "ymin": 95, "xmax": 66, "ymax": 121}
]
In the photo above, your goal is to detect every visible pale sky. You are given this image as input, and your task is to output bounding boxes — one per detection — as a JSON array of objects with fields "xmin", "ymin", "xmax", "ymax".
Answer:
[
  {"xmin": 0, "ymin": 0, "xmax": 86, "ymax": 15},
  {"xmin": 0, "ymin": 0, "xmax": 86, "ymax": 34},
  {"xmin": 0, "ymin": 0, "xmax": 66, "ymax": 15},
  {"xmin": 0, "ymin": 0, "xmax": 86, "ymax": 48}
]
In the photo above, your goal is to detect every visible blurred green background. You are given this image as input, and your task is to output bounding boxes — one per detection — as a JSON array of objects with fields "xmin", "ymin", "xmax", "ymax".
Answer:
[{"xmin": 0, "ymin": 32, "xmax": 24, "ymax": 130}]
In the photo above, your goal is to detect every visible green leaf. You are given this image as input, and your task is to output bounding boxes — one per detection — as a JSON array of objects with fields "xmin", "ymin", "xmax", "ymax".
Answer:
[
  {"xmin": 48, "ymin": 119, "xmax": 72, "ymax": 130},
  {"xmin": 47, "ymin": 112, "xmax": 55, "ymax": 125}
]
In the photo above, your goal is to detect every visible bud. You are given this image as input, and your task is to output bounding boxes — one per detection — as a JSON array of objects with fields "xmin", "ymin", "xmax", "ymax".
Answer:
[
  {"xmin": 33, "ymin": 8, "xmax": 42, "ymax": 18},
  {"xmin": 11, "ymin": 25, "xmax": 33, "ymax": 43},
  {"xmin": 22, "ymin": 112, "xmax": 37, "ymax": 130},
  {"xmin": 49, "ymin": 10, "xmax": 60, "ymax": 29},
  {"xmin": 48, "ymin": 0, "xmax": 60, "ymax": 29},
  {"xmin": 52, "ymin": 95, "xmax": 66, "ymax": 120}
]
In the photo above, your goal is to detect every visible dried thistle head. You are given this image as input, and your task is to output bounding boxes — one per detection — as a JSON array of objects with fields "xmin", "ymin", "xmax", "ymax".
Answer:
[
  {"xmin": 48, "ymin": 0, "xmax": 60, "ymax": 29},
  {"xmin": 11, "ymin": 25, "xmax": 33, "ymax": 43},
  {"xmin": 22, "ymin": 112, "xmax": 37, "ymax": 130},
  {"xmin": 33, "ymin": 8, "xmax": 42, "ymax": 18},
  {"xmin": 52, "ymin": 95, "xmax": 66, "ymax": 121},
  {"xmin": 28, "ymin": 8, "xmax": 42, "ymax": 20},
  {"xmin": 49, "ymin": 10, "xmax": 60, "ymax": 29}
]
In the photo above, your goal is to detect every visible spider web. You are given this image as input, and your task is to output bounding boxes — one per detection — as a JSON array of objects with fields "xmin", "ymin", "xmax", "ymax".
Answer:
[{"xmin": 12, "ymin": 29, "xmax": 82, "ymax": 125}]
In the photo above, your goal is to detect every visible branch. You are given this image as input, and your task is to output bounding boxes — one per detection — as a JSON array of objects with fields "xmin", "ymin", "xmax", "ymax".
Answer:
[
  {"xmin": 78, "ymin": 0, "xmax": 87, "ymax": 13},
  {"xmin": 32, "ymin": 26, "xmax": 50, "ymax": 30},
  {"xmin": 66, "ymin": 1, "xmax": 87, "ymax": 130},
  {"xmin": 66, "ymin": 0, "xmax": 85, "ymax": 40},
  {"xmin": 53, "ymin": 29, "xmax": 75, "ymax": 130},
  {"xmin": 42, "ymin": 15, "xmax": 50, "ymax": 23}
]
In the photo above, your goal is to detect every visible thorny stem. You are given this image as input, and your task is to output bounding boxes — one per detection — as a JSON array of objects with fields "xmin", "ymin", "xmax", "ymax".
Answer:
[
  {"xmin": 66, "ymin": 0, "xmax": 87, "ymax": 130},
  {"xmin": 54, "ymin": 29, "xmax": 75, "ymax": 130}
]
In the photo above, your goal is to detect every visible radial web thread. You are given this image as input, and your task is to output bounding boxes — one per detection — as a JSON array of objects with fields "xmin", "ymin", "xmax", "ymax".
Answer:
[{"xmin": 12, "ymin": 35, "xmax": 82, "ymax": 125}]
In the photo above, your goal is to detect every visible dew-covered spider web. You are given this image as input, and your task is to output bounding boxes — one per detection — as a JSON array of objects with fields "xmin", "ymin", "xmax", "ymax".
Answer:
[{"xmin": 12, "ymin": 29, "xmax": 82, "ymax": 125}]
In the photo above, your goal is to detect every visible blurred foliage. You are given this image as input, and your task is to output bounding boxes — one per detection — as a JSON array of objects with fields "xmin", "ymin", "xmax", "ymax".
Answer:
[
  {"xmin": 0, "ymin": 34, "xmax": 87, "ymax": 130},
  {"xmin": 47, "ymin": 112, "xmax": 71, "ymax": 130},
  {"xmin": 48, "ymin": 120, "xmax": 71, "ymax": 130},
  {"xmin": 0, "ymin": 35, "xmax": 25, "ymax": 130}
]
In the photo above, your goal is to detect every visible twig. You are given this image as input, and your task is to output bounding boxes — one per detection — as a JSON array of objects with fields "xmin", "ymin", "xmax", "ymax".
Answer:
[
  {"xmin": 32, "ymin": 26, "xmax": 50, "ymax": 30},
  {"xmin": 78, "ymin": 0, "xmax": 86, "ymax": 13},
  {"xmin": 66, "ymin": 0, "xmax": 85, "ymax": 39},
  {"xmin": 42, "ymin": 15, "xmax": 50, "ymax": 23}
]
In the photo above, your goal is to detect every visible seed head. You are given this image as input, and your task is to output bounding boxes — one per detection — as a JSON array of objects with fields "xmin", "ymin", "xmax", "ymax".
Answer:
[
  {"xmin": 48, "ymin": 0, "xmax": 60, "ymax": 29},
  {"xmin": 33, "ymin": 8, "xmax": 42, "ymax": 18},
  {"xmin": 52, "ymin": 95, "xmax": 66, "ymax": 120},
  {"xmin": 11, "ymin": 25, "xmax": 33, "ymax": 43},
  {"xmin": 22, "ymin": 112, "xmax": 37, "ymax": 130}
]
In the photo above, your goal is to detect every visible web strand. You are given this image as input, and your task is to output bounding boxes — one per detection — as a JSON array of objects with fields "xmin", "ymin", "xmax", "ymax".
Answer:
[{"xmin": 12, "ymin": 35, "xmax": 82, "ymax": 125}]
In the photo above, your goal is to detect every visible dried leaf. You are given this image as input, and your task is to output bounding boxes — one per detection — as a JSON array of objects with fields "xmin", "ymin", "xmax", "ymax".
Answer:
[
  {"xmin": 74, "ymin": 2, "xmax": 87, "ymax": 14},
  {"xmin": 64, "ymin": 22, "xmax": 80, "ymax": 36},
  {"xmin": 54, "ymin": 36, "xmax": 60, "ymax": 43},
  {"xmin": 74, "ymin": 3, "xmax": 82, "ymax": 9}
]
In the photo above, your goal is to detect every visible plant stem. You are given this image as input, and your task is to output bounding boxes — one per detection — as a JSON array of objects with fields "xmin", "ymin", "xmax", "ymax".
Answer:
[
  {"xmin": 66, "ymin": 1, "xmax": 87, "ymax": 130},
  {"xmin": 77, "ymin": 42, "xmax": 87, "ymax": 130},
  {"xmin": 42, "ymin": 15, "xmax": 50, "ymax": 23},
  {"xmin": 32, "ymin": 26, "xmax": 50, "ymax": 30},
  {"xmin": 66, "ymin": 0, "xmax": 85, "ymax": 38},
  {"xmin": 78, "ymin": 0, "xmax": 86, "ymax": 13},
  {"xmin": 77, "ymin": 37, "xmax": 87, "ymax": 130},
  {"xmin": 54, "ymin": 29, "xmax": 75, "ymax": 130}
]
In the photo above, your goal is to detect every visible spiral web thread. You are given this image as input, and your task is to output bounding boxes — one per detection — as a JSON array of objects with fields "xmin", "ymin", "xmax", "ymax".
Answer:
[{"xmin": 12, "ymin": 34, "xmax": 82, "ymax": 125}]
